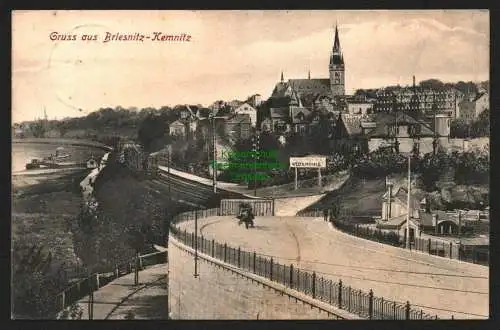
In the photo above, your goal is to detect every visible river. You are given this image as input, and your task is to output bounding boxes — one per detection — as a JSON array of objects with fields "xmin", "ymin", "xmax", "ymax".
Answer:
[{"xmin": 12, "ymin": 142, "xmax": 106, "ymax": 174}]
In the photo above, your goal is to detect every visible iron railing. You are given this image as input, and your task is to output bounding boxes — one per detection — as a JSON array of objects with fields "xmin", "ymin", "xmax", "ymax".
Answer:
[
  {"xmin": 54, "ymin": 250, "xmax": 166, "ymax": 315},
  {"xmin": 170, "ymin": 208, "xmax": 441, "ymax": 320}
]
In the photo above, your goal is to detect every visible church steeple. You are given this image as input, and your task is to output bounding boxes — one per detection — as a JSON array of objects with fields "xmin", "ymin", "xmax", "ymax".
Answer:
[
  {"xmin": 329, "ymin": 23, "xmax": 345, "ymax": 97},
  {"xmin": 333, "ymin": 23, "xmax": 342, "ymax": 56}
]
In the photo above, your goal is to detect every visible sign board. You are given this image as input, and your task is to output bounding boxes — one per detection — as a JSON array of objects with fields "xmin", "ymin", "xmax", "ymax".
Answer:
[{"xmin": 289, "ymin": 157, "xmax": 326, "ymax": 168}]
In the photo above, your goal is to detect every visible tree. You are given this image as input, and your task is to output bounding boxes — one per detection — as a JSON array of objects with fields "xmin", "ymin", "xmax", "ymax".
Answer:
[
  {"xmin": 419, "ymin": 79, "xmax": 445, "ymax": 90},
  {"xmin": 12, "ymin": 240, "xmax": 66, "ymax": 319},
  {"xmin": 137, "ymin": 114, "xmax": 170, "ymax": 152}
]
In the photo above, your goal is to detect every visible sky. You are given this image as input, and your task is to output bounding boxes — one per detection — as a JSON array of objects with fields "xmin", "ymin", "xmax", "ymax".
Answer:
[{"xmin": 12, "ymin": 10, "xmax": 489, "ymax": 123}]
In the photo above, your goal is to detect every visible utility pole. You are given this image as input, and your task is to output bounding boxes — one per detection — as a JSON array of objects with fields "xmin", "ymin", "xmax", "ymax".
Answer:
[
  {"xmin": 194, "ymin": 212, "xmax": 199, "ymax": 278},
  {"xmin": 252, "ymin": 131, "xmax": 260, "ymax": 196},
  {"xmin": 166, "ymin": 145, "xmax": 171, "ymax": 318},
  {"xmin": 208, "ymin": 114, "xmax": 227, "ymax": 194},
  {"xmin": 406, "ymin": 155, "xmax": 411, "ymax": 249},
  {"xmin": 212, "ymin": 116, "xmax": 217, "ymax": 193}
]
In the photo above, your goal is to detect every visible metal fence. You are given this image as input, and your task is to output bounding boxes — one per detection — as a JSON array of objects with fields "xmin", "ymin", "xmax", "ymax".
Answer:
[
  {"xmin": 54, "ymin": 250, "xmax": 166, "ymax": 315},
  {"xmin": 170, "ymin": 209, "xmax": 440, "ymax": 320},
  {"xmin": 219, "ymin": 199, "xmax": 275, "ymax": 216},
  {"xmin": 324, "ymin": 215, "xmax": 489, "ymax": 266}
]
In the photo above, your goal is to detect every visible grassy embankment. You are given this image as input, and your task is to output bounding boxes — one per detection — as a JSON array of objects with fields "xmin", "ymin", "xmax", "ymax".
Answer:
[{"xmin": 12, "ymin": 169, "xmax": 90, "ymax": 277}]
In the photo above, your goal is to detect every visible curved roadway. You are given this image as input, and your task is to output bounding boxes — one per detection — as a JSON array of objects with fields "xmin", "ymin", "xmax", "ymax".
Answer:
[{"xmin": 178, "ymin": 216, "xmax": 489, "ymax": 319}]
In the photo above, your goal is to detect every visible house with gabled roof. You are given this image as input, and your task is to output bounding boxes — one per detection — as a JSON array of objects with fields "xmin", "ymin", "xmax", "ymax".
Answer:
[
  {"xmin": 365, "ymin": 112, "xmax": 438, "ymax": 155},
  {"xmin": 233, "ymin": 102, "xmax": 257, "ymax": 127}
]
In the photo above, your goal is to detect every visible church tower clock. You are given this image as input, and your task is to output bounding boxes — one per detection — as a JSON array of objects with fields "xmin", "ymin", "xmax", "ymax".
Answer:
[{"xmin": 329, "ymin": 24, "xmax": 345, "ymax": 97}]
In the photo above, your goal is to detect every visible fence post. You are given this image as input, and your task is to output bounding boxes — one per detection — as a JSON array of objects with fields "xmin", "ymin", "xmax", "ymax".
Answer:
[
  {"xmin": 270, "ymin": 258, "xmax": 273, "ymax": 281},
  {"xmin": 253, "ymin": 252, "xmax": 257, "ymax": 273},
  {"xmin": 289, "ymin": 264, "xmax": 294, "ymax": 288},
  {"xmin": 238, "ymin": 247, "xmax": 241, "ymax": 268},
  {"xmin": 224, "ymin": 243, "xmax": 227, "ymax": 262},
  {"xmin": 96, "ymin": 273, "xmax": 100, "ymax": 289},
  {"xmin": 393, "ymin": 301, "xmax": 396, "ymax": 320},
  {"xmin": 420, "ymin": 309, "xmax": 423, "ymax": 320},
  {"xmin": 338, "ymin": 279, "xmax": 343, "ymax": 308},
  {"xmin": 428, "ymin": 238, "xmax": 431, "ymax": 254},
  {"xmin": 139, "ymin": 256, "xmax": 143, "ymax": 270},
  {"xmin": 61, "ymin": 291, "xmax": 65, "ymax": 310},
  {"xmin": 368, "ymin": 289, "xmax": 374, "ymax": 320},
  {"xmin": 212, "ymin": 239, "xmax": 215, "ymax": 258},
  {"xmin": 348, "ymin": 286, "xmax": 351, "ymax": 311},
  {"xmin": 184, "ymin": 229, "xmax": 187, "ymax": 243},
  {"xmin": 191, "ymin": 233, "xmax": 195, "ymax": 248},
  {"xmin": 449, "ymin": 242, "xmax": 453, "ymax": 259},
  {"xmin": 312, "ymin": 272, "xmax": 316, "ymax": 299},
  {"xmin": 405, "ymin": 301, "xmax": 410, "ymax": 320}
]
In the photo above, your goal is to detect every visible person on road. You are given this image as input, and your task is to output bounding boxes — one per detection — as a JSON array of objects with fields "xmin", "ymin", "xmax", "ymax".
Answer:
[{"xmin": 323, "ymin": 208, "xmax": 329, "ymax": 222}]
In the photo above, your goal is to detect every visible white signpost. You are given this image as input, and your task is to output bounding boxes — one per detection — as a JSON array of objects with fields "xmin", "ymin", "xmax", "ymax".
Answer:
[{"xmin": 289, "ymin": 156, "xmax": 327, "ymax": 190}]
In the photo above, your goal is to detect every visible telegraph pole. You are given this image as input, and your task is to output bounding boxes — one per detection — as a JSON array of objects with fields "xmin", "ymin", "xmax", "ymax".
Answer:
[
  {"xmin": 212, "ymin": 116, "xmax": 217, "ymax": 193},
  {"xmin": 208, "ymin": 114, "xmax": 227, "ymax": 194},
  {"xmin": 194, "ymin": 211, "xmax": 199, "ymax": 278},
  {"xmin": 166, "ymin": 145, "xmax": 172, "ymax": 318},
  {"xmin": 406, "ymin": 155, "xmax": 411, "ymax": 249},
  {"xmin": 252, "ymin": 131, "xmax": 260, "ymax": 196}
]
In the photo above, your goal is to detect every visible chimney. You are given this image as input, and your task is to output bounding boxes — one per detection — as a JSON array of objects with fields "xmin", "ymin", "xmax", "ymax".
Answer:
[
  {"xmin": 413, "ymin": 75, "xmax": 416, "ymax": 89},
  {"xmin": 432, "ymin": 213, "xmax": 438, "ymax": 234}
]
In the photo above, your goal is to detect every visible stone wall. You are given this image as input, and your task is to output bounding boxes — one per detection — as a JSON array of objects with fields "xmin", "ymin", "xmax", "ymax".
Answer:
[{"xmin": 168, "ymin": 241, "xmax": 332, "ymax": 320}]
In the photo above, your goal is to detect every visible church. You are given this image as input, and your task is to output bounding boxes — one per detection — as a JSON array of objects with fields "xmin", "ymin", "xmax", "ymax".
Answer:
[
  {"xmin": 270, "ymin": 24, "xmax": 345, "ymax": 101},
  {"xmin": 260, "ymin": 24, "xmax": 347, "ymax": 135}
]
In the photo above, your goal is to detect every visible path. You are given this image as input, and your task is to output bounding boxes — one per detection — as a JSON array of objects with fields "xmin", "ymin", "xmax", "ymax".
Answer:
[
  {"xmin": 75, "ymin": 264, "xmax": 168, "ymax": 320},
  {"xmin": 179, "ymin": 216, "xmax": 489, "ymax": 319}
]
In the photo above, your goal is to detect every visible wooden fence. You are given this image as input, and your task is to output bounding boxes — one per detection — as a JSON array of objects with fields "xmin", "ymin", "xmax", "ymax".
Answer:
[
  {"xmin": 170, "ymin": 209, "xmax": 443, "ymax": 320},
  {"xmin": 219, "ymin": 198, "xmax": 275, "ymax": 216}
]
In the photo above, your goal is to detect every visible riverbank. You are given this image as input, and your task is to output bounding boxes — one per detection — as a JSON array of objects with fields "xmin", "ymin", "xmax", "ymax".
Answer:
[
  {"xmin": 13, "ymin": 137, "xmax": 112, "ymax": 151},
  {"xmin": 12, "ymin": 168, "xmax": 90, "ymax": 278}
]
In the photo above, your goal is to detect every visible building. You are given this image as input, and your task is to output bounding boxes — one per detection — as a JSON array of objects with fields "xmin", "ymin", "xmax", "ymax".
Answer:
[
  {"xmin": 331, "ymin": 113, "xmax": 367, "ymax": 153},
  {"xmin": 259, "ymin": 24, "xmax": 348, "ymax": 137},
  {"xmin": 233, "ymin": 102, "xmax": 257, "ymax": 127},
  {"xmin": 378, "ymin": 182, "xmax": 472, "ymax": 239},
  {"xmin": 457, "ymin": 92, "xmax": 489, "ymax": 122},
  {"xmin": 374, "ymin": 77, "xmax": 464, "ymax": 119},
  {"xmin": 247, "ymin": 94, "xmax": 263, "ymax": 108},
  {"xmin": 169, "ymin": 120, "xmax": 187, "ymax": 136},
  {"xmin": 270, "ymin": 24, "xmax": 345, "ymax": 100},
  {"xmin": 365, "ymin": 112, "xmax": 439, "ymax": 155},
  {"xmin": 224, "ymin": 113, "xmax": 252, "ymax": 141},
  {"xmin": 346, "ymin": 99, "xmax": 374, "ymax": 116}
]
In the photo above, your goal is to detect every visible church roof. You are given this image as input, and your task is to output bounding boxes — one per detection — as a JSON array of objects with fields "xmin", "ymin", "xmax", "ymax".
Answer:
[
  {"xmin": 289, "ymin": 79, "xmax": 331, "ymax": 95},
  {"xmin": 271, "ymin": 82, "xmax": 290, "ymax": 98}
]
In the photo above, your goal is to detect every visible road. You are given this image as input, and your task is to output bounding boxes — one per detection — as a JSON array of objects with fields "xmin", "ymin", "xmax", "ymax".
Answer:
[{"xmin": 178, "ymin": 216, "xmax": 489, "ymax": 319}]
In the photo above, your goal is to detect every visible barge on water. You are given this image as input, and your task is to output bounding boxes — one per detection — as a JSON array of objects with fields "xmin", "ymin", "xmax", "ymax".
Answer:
[{"xmin": 25, "ymin": 158, "xmax": 85, "ymax": 170}]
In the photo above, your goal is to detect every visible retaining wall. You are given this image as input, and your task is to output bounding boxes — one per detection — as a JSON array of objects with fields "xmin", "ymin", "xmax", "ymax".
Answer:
[{"xmin": 168, "ymin": 238, "xmax": 340, "ymax": 320}]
